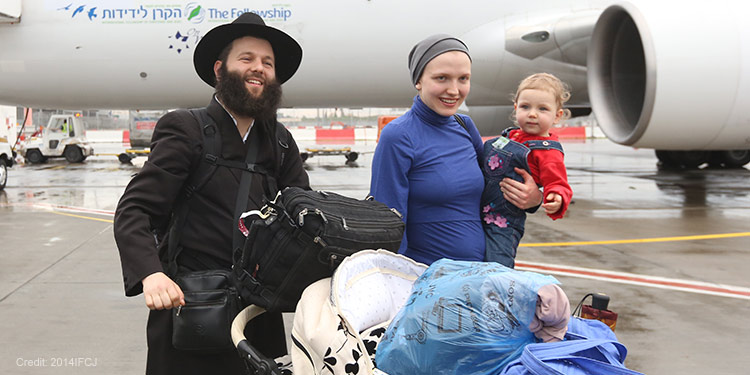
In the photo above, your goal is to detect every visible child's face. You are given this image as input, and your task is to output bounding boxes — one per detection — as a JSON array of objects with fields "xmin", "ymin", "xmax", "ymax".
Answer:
[
  {"xmin": 416, "ymin": 51, "xmax": 471, "ymax": 117},
  {"xmin": 514, "ymin": 89, "xmax": 563, "ymax": 137}
]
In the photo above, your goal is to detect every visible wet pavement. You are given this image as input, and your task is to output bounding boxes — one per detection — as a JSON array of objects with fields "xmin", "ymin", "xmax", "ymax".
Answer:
[{"xmin": 0, "ymin": 138, "xmax": 748, "ymax": 374}]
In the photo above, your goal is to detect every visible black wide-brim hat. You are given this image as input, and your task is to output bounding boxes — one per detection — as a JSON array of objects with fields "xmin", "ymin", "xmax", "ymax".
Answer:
[{"xmin": 193, "ymin": 12, "xmax": 302, "ymax": 87}]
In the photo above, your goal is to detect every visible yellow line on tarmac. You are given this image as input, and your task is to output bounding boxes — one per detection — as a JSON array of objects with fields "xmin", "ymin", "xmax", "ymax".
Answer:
[
  {"xmin": 51, "ymin": 211, "xmax": 114, "ymax": 224},
  {"xmin": 520, "ymin": 232, "xmax": 750, "ymax": 247}
]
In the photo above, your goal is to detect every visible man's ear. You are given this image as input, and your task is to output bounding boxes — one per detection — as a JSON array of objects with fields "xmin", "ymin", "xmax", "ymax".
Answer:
[
  {"xmin": 415, "ymin": 81, "xmax": 422, "ymax": 91},
  {"xmin": 213, "ymin": 60, "xmax": 223, "ymax": 83}
]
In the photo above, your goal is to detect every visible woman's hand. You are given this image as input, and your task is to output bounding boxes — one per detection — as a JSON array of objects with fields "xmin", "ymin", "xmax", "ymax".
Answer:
[{"xmin": 500, "ymin": 168, "xmax": 543, "ymax": 210}]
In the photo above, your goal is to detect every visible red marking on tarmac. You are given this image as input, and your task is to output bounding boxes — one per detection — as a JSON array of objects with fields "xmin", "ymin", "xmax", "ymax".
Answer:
[{"xmin": 516, "ymin": 261, "xmax": 750, "ymax": 298}]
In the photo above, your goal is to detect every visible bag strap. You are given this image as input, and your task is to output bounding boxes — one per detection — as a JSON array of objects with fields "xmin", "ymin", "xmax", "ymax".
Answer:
[
  {"xmin": 184, "ymin": 108, "xmax": 223, "ymax": 198},
  {"xmin": 531, "ymin": 337, "xmax": 628, "ymax": 363},
  {"xmin": 270, "ymin": 122, "xmax": 290, "ymax": 197},
  {"xmin": 454, "ymin": 114, "xmax": 485, "ymax": 171},
  {"xmin": 234, "ymin": 123, "xmax": 291, "ymax": 263},
  {"xmin": 165, "ymin": 108, "xmax": 221, "ymax": 276},
  {"xmin": 453, "ymin": 114, "xmax": 468, "ymax": 132},
  {"xmin": 232, "ymin": 133, "xmax": 261, "ymax": 257},
  {"xmin": 165, "ymin": 108, "xmax": 263, "ymax": 276},
  {"xmin": 519, "ymin": 339, "xmax": 639, "ymax": 375}
]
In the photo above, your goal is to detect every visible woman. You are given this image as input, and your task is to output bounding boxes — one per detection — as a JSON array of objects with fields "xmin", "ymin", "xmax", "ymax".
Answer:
[{"xmin": 369, "ymin": 34, "xmax": 542, "ymax": 265}]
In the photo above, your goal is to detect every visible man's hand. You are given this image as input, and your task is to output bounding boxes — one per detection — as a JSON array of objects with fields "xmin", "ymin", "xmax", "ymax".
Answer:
[
  {"xmin": 142, "ymin": 272, "xmax": 185, "ymax": 310},
  {"xmin": 542, "ymin": 193, "xmax": 562, "ymax": 215},
  {"xmin": 500, "ymin": 168, "xmax": 543, "ymax": 210}
]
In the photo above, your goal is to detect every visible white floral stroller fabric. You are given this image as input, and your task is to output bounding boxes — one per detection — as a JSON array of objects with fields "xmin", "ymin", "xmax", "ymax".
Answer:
[{"xmin": 231, "ymin": 249, "xmax": 428, "ymax": 375}]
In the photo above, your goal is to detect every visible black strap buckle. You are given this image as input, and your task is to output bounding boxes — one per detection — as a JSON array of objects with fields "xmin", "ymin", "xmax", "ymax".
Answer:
[
  {"xmin": 236, "ymin": 268, "xmax": 262, "ymax": 292},
  {"xmin": 205, "ymin": 153, "xmax": 218, "ymax": 164}
]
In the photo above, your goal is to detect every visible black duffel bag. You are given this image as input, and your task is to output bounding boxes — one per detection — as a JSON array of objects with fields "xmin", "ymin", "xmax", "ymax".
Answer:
[{"xmin": 233, "ymin": 187, "xmax": 404, "ymax": 312}]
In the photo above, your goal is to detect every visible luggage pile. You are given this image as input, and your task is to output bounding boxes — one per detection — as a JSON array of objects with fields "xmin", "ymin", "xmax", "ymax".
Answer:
[{"xmin": 229, "ymin": 188, "xmax": 643, "ymax": 375}]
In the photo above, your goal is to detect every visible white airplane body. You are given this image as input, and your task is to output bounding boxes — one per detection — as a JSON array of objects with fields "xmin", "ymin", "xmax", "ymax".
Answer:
[{"xmin": 1, "ymin": 0, "xmax": 749, "ymax": 166}]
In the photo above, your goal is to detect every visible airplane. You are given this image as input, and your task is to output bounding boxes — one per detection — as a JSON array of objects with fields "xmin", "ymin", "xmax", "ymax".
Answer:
[{"xmin": 1, "ymin": 0, "xmax": 749, "ymax": 168}]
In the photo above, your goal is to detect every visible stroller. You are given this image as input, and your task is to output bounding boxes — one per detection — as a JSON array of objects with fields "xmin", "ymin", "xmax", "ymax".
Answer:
[
  {"xmin": 232, "ymin": 251, "xmax": 639, "ymax": 375},
  {"xmin": 231, "ymin": 250, "xmax": 428, "ymax": 375}
]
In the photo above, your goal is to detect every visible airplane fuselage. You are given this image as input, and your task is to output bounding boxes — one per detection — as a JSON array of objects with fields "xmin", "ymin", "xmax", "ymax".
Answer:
[
  {"xmin": 0, "ymin": 1, "xmax": 591, "ymax": 113},
  {"xmin": 2, "ymin": 0, "xmax": 750, "ymax": 164}
]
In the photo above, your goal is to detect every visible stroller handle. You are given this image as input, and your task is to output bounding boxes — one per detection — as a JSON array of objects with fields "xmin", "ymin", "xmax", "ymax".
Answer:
[
  {"xmin": 231, "ymin": 305, "xmax": 282, "ymax": 375},
  {"xmin": 231, "ymin": 304, "xmax": 266, "ymax": 347}
]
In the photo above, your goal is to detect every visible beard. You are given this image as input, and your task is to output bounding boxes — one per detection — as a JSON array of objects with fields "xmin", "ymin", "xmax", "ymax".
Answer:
[{"xmin": 215, "ymin": 64, "xmax": 283, "ymax": 121}]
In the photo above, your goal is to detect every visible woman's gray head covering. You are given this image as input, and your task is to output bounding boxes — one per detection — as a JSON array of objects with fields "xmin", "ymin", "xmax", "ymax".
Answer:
[{"xmin": 408, "ymin": 34, "xmax": 471, "ymax": 86}]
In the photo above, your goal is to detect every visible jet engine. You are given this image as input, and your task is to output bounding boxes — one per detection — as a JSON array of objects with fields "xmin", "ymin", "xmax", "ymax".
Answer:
[{"xmin": 587, "ymin": 2, "xmax": 750, "ymax": 167}]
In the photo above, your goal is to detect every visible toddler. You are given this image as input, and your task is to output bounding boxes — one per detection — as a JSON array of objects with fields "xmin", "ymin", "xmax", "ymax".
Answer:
[{"xmin": 481, "ymin": 73, "xmax": 573, "ymax": 268}]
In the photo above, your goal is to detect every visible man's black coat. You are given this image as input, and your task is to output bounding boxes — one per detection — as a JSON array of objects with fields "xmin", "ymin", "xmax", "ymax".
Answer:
[{"xmin": 113, "ymin": 97, "xmax": 309, "ymax": 374}]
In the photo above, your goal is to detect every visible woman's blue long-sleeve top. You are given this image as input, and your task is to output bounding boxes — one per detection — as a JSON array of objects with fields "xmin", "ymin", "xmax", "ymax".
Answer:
[{"xmin": 369, "ymin": 95, "xmax": 485, "ymax": 265}]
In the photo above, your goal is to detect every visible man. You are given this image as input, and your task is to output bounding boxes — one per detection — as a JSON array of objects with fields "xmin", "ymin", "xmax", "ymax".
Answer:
[
  {"xmin": 114, "ymin": 13, "xmax": 309, "ymax": 374},
  {"xmin": 61, "ymin": 119, "xmax": 69, "ymax": 136}
]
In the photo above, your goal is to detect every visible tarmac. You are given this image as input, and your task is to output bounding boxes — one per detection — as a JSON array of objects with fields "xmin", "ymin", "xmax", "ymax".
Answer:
[{"xmin": 0, "ymin": 138, "xmax": 749, "ymax": 374}]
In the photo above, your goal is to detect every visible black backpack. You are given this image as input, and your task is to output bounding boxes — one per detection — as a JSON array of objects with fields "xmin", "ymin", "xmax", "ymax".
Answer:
[{"xmin": 233, "ymin": 187, "xmax": 405, "ymax": 312}]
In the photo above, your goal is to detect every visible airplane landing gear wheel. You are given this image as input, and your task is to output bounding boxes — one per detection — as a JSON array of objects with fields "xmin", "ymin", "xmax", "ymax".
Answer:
[
  {"xmin": 655, "ymin": 150, "xmax": 708, "ymax": 169},
  {"xmin": 678, "ymin": 151, "xmax": 709, "ymax": 169},
  {"xmin": 710, "ymin": 150, "xmax": 750, "ymax": 168}
]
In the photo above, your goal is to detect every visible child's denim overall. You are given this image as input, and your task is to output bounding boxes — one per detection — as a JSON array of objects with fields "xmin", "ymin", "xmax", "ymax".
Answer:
[{"xmin": 480, "ymin": 128, "xmax": 563, "ymax": 268}]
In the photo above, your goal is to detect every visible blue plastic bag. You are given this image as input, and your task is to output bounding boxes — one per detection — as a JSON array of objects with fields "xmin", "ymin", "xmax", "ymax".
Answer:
[{"xmin": 375, "ymin": 259, "xmax": 559, "ymax": 375}]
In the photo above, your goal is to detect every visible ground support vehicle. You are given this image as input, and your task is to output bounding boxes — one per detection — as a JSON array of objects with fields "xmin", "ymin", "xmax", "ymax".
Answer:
[
  {"xmin": 19, "ymin": 115, "xmax": 94, "ymax": 164},
  {"xmin": 117, "ymin": 148, "xmax": 150, "ymax": 163},
  {"xmin": 300, "ymin": 146, "xmax": 359, "ymax": 164},
  {"xmin": 117, "ymin": 110, "xmax": 159, "ymax": 163},
  {"xmin": 0, "ymin": 131, "xmax": 15, "ymax": 190}
]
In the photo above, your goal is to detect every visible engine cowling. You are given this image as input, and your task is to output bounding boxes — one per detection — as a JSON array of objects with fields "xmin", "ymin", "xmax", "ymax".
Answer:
[{"xmin": 587, "ymin": 1, "xmax": 750, "ymax": 151}]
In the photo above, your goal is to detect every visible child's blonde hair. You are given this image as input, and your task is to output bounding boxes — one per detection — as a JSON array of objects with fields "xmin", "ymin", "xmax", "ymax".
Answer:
[{"xmin": 513, "ymin": 73, "xmax": 572, "ymax": 120}]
